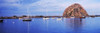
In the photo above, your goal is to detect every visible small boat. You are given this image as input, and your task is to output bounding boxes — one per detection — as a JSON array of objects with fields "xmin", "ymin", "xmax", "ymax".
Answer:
[
  {"xmin": 23, "ymin": 18, "xmax": 32, "ymax": 21},
  {"xmin": 70, "ymin": 17, "xmax": 75, "ymax": 18},
  {"xmin": 80, "ymin": 16, "xmax": 86, "ymax": 18},
  {"xmin": 43, "ymin": 17, "xmax": 50, "ymax": 20},
  {"xmin": 19, "ymin": 17, "xmax": 23, "ymax": 20},
  {"xmin": 22, "ymin": 7, "xmax": 32, "ymax": 21},
  {"xmin": 51, "ymin": 18, "xmax": 55, "ymax": 19},
  {"xmin": 57, "ymin": 18, "xmax": 62, "ymax": 21},
  {"xmin": 43, "ymin": 18, "xmax": 49, "ymax": 20},
  {"xmin": 0, "ymin": 19, "xmax": 3, "ymax": 22}
]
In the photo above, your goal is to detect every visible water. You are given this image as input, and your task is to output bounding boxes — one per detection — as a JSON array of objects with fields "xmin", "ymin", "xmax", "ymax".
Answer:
[{"xmin": 0, "ymin": 17, "xmax": 100, "ymax": 33}]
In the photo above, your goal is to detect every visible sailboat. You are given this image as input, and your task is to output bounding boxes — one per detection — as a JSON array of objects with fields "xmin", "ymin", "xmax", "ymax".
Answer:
[
  {"xmin": 23, "ymin": 7, "xmax": 32, "ymax": 21},
  {"xmin": 23, "ymin": 18, "xmax": 32, "ymax": 21},
  {"xmin": 51, "ymin": 17, "xmax": 55, "ymax": 19},
  {"xmin": 43, "ymin": 8, "xmax": 50, "ymax": 20},
  {"xmin": 18, "ymin": 1, "xmax": 32, "ymax": 21},
  {"xmin": 43, "ymin": 17, "xmax": 50, "ymax": 20},
  {"xmin": 57, "ymin": 17, "xmax": 62, "ymax": 21}
]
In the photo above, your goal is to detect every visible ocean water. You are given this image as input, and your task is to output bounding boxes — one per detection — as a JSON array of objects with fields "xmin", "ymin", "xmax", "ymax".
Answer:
[{"xmin": 0, "ymin": 17, "xmax": 100, "ymax": 33}]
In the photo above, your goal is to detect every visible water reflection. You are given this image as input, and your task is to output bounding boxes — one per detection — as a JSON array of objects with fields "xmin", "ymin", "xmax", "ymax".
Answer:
[
  {"xmin": 27, "ymin": 22, "xmax": 30, "ymax": 33},
  {"xmin": 2, "ymin": 18, "xmax": 100, "ymax": 33},
  {"xmin": 65, "ymin": 18, "xmax": 84, "ymax": 33},
  {"xmin": 23, "ymin": 21, "xmax": 31, "ymax": 33}
]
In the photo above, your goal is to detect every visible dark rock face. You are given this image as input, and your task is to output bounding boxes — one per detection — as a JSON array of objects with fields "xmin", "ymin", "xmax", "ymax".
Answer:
[{"xmin": 63, "ymin": 3, "xmax": 88, "ymax": 17}]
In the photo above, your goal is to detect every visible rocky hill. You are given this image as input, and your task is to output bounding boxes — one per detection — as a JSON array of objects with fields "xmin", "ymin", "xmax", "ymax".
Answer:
[{"xmin": 63, "ymin": 3, "xmax": 88, "ymax": 17}]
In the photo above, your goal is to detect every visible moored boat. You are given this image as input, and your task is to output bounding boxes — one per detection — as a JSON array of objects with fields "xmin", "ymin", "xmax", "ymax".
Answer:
[
  {"xmin": 23, "ymin": 18, "xmax": 32, "ymax": 21},
  {"xmin": 0, "ymin": 19, "xmax": 3, "ymax": 22}
]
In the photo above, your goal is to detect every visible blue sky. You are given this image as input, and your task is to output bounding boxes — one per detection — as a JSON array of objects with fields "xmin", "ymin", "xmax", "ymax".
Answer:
[{"xmin": 0, "ymin": 0, "xmax": 100, "ymax": 16}]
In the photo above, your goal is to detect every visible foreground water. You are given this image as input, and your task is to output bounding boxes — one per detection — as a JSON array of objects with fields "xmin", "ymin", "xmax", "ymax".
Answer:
[{"xmin": 0, "ymin": 17, "xmax": 100, "ymax": 33}]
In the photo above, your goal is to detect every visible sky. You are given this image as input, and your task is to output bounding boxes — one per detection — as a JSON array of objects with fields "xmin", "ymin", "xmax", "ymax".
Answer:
[{"xmin": 0, "ymin": 0, "xmax": 100, "ymax": 16}]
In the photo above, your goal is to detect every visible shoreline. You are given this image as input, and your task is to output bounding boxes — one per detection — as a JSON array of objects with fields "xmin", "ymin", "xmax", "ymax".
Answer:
[{"xmin": 0, "ymin": 15, "xmax": 99, "ymax": 19}]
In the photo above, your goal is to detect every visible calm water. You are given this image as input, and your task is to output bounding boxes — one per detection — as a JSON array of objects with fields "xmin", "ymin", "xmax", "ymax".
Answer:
[{"xmin": 0, "ymin": 17, "xmax": 100, "ymax": 33}]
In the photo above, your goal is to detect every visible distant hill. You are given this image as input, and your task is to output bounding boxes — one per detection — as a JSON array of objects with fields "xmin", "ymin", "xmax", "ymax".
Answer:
[{"xmin": 63, "ymin": 3, "xmax": 88, "ymax": 17}]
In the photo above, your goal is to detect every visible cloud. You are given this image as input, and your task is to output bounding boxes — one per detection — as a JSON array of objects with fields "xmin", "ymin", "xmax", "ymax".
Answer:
[
  {"xmin": 0, "ymin": 0, "xmax": 100, "ymax": 16},
  {"xmin": 27, "ymin": 0, "xmax": 68, "ymax": 12},
  {"xmin": 25, "ymin": 0, "xmax": 100, "ymax": 15},
  {"xmin": 27, "ymin": 0, "xmax": 100, "ymax": 12},
  {"xmin": 1, "ymin": 0, "xmax": 100, "ymax": 12}
]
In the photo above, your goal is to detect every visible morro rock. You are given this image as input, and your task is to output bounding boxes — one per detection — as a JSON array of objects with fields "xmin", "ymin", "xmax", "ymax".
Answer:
[{"xmin": 63, "ymin": 3, "xmax": 88, "ymax": 17}]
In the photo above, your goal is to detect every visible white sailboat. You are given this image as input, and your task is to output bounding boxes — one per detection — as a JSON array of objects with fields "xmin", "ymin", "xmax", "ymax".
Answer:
[
  {"xmin": 18, "ymin": 1, "xmax": 32, "ymax": 21},
  {"xmin": 57, "ymin": 18, "xmax": 62, "ymax": 21},
  {"xmin": 43, "ymin": 8, "xmax": 50, "ymax": 20},
  {"xmin": 43, "ymin": 17, "xmax": 49, "ymax": 20},
  {"xmin": 23, "ymin": 7, "xmax": 32, "ymax": 21},
  {"xmin": 51, "ymin": 17, "xmax": 55, "ymax": 19}
]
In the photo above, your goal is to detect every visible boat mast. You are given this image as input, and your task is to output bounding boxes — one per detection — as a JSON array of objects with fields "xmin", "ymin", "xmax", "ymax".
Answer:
[{"xmin": 27, "ymin": 7, "xmax": 30, "ymax": 18}]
